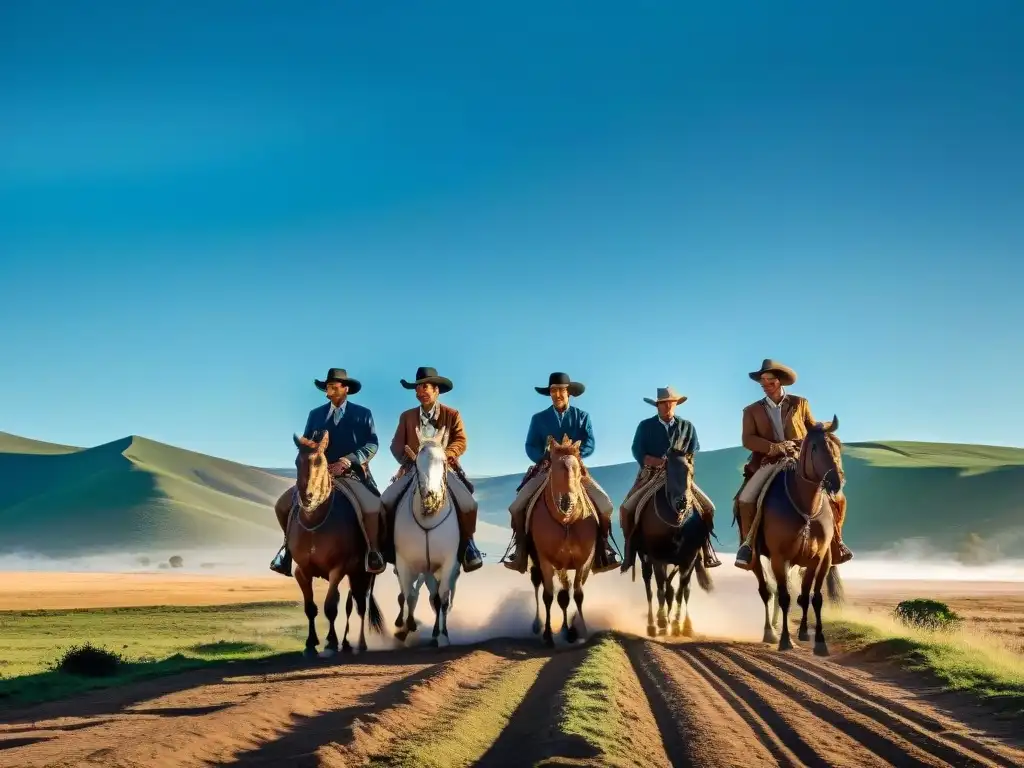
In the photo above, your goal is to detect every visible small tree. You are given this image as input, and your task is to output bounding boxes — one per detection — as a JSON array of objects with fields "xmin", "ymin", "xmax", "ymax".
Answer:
[
  {"xmin": 893, "ymin": 598, "xmax": 963, "ymax": 631},
  {"xmin": 169, "ymin": 555, "xmax": 184, "ymax": 568},
  {"xmin": 51, "ymin": 643, "xmax": 122, "ymax": 677}
]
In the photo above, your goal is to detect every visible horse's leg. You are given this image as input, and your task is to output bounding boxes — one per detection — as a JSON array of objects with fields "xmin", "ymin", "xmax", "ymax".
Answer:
[
  {"xmin": 342, "ymin": 588, "xmax": 354, "ymax": 653},
  {"xmin": 530, "ymin": 561, "xmax": 543, "ymax": 635},
  {"xmin": 664, "ymin": 568, "xmax": 677, "ymax": 635},
  {"xmin": 570, "ymin": 568, "xmax": 587, "ymax": 641},
  {"xmin": 797, "ymin": 562, "xmax": 816, "ymax": 642},
  {"xmin": 424, "ymin": 570, "xmax": 444, "ymax": 648},
  {"xmin": 654, "ymin": 563, "xmax": 669, "ymax": 634},
  {"xmin": 393, "ymin": 559, "xmax": 417, "ymax": 644},
  {"xmin": 669, "ymin": 567, "xmax": 682, "ymax": 633},
  {"xmin": 395, "ymin": 591, "xmax": 405, "ymax": 629},
  {"xmin": 352, "ymin": 572, "xmax": 371, "ymax": 653},
  {"xmin": 770, "ymin": 564, "xmax": 783, "ymax": 631},
  {"xmin": 556, "ymin": 570, "xmax": 571, "ymax": 640},
  {"xmin": 435, "ymin": 559, "xmax": 459, "ymax": 648},
  {"xmin": 642, "ymin": 559, "xmax": 656, "ymax": 637},
  {"xmin": 294, "ymin": 566, "xmax": 318, "ymax": 657},
  {"xmin": 539, "ymin": 559, "xmax": 556, "ymax": 648},
  {"xmin": 679, "ymin": 570, "xmax": 694, "ymax": 637},
  {"xmin": 753, "ymin": 557, "xmax": 777, "ymax": 644},
  {"xmin": 812, "ymin": 556, "xmax": 832, "ymax": 656},
  {"xmin": 771, "ymin": 556, "xmax": 794, "ymax": 651},
  {"xmin": 320, "ymin": 566, "xmax": 345, "ymax": 658}
]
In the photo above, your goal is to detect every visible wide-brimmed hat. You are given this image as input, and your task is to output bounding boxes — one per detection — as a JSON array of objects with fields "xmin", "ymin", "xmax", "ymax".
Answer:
[
  {"xmin": 400, "ymin": 366, "xmax": 453, "ymax": 393},
  {"xmin": 314, "ymin": 367, "xmax": 362, "ymax": 394},
  {"xmin": 643, "ymin": 386, "xmax": 687, "ymax": 406},
  {"xmin": 535, "ymin": 372, "xmax": 585, "ymax": 397},
  {"xmin": 748, "ymin": 359, "xmax": 797, "ymax": 386}
]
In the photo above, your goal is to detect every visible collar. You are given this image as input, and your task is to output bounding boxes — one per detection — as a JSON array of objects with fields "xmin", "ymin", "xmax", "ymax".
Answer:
[
  {"xmin": 763, "ymin": 389, "xmax": 787, "ymax": 409},
  {"xmin": 551, "ymin": 404, "xmax": 570, "ymax": 422},
  {"xmin": 658, "ymin": 414, "xmax": 675, "ymax": 428},
  {"xmin": 420, "ymin": 401, "xmax": 439, "ymax": 419},
  {"xmin": 327, "ymin": 400, "xmax": 347, "ymax": 419}
]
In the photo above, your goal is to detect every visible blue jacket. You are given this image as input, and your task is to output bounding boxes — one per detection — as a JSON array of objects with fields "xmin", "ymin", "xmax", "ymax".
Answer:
[
  {"xmin": 300, "ymin": 401, "xmax": 379, "ymax": 470},
  {"xmin": 631, "ymin": 415, "xmax": 700, "ymax": 466},
  {"xmin": 525, "ymin": 405, "xmax": 595, "ymax": 464}
]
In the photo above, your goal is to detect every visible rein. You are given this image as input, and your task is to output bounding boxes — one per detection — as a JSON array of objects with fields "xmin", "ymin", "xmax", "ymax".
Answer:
[{"xmin": 407, "ymin": 465, "xmax": 455, "ymax": 570}]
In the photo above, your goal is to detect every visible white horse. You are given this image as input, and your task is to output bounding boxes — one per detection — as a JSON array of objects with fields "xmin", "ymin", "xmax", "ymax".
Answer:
[{"xmin": 393, "ymin": 425, "xmax": 462, "ymax": 648}]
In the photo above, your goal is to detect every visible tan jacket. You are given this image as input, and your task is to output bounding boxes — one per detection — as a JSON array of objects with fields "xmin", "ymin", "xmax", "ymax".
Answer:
[
  {"xmin": 389, "ymin": 403, "xmax": 468, "ymax": 465},
  {"xmin": 742, "ymin": 394, "xmax": 817, "ymax": 472}
]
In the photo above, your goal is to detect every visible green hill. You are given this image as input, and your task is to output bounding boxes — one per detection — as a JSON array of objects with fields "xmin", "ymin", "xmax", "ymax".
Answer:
[
  {"xmin": 0, "ymin": 434, "xmax": 292, "ymax": 557},
  {"xmin": 1, "ymin": 432, "xmax": 1021, "ymax": 563}
]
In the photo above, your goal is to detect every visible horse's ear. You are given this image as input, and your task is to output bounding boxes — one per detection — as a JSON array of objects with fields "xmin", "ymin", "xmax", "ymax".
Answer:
[
  {"xmin": 826, "ymin": 414, "xmax": 839, "ymax": 433},
  {"xmin": 571, "ymin": 439, "xmax": 581, "ymax": 453},
  {"xmin": 436, "ymin": 426, "xmax": 449, "ymax": 447},
  {"xmin": 546, "ymin": 435, "xmax": 556, "ymax": 452},
  {"xmin": 318, "ymin": 430, "xmax": 329, "ymax": 452},
  {"xmin": 561, "ymin": 433, "xmax": 571, "ymax": 446},
  {"xmin": 293, "ymin": 433, "xmax": 304, "ymax": 451},
  {"xmin": 414, "ymin": 424, "xmax": 425, "ymax": 444}
]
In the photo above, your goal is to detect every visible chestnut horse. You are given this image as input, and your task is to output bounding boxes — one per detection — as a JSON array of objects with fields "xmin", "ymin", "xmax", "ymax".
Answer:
[
  {"xmin": 527, "ymin": 435, "xmax": 598, "ymax": 647},
  {"xmin": 631, "ymin": 435, "xmax": 715, "ymax": 638},
  {"xmin": 276, "ymin": 431, "xmax": 385, "ymax": 657},
  {"xmin": 747, "ymin": 416, "xmax": 846, "ymax": 655}
]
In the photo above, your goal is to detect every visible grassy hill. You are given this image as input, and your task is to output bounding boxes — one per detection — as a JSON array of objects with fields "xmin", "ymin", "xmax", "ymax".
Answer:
[{"xmin": 1, "ymin": 431, "xmax": 1022, "ymax": 563}]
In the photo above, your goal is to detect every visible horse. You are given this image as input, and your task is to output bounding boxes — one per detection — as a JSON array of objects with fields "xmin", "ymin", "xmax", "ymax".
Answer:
[
  {"xmin": 276, "ymin": 431, "xmax": 385, "ymax": 657},
  {"xmin": 527, "ymin": 434, "xmax": 598, "ymax": 648},
  {"xmin": 746, "ymin": 416, "xmax": 847, "ymax": 655},
  {"xmin": 629, "ymin": 434, "xmax": 715, "ymax": 638},
  {"xmin": 392, "ymin": 425, "xmax": 462, "ymax": 648}
]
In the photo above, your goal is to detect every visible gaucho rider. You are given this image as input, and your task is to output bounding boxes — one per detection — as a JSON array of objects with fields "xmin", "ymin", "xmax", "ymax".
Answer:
[
  {"xmin": 619, "ymin": 386, "xmax": 722, "ymax": 572},
  {"xmin": 733, "ymin": 359, "xmax": 854, "ymax": 569},
  {"xmin": 502, "ymin": 372, "xmax": 622, "ymax": 574},
  {"xmin": 270, "ymin": 367, "xmax": 386, "ymax": 577},
  {"xmin": 379, "ymin": 367, "xmax": 483, "ymax": 573}
]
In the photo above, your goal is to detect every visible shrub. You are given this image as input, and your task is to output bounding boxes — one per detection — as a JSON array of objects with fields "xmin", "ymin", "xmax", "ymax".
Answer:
[
  {"xmin": 893, "ymin": 599, "xmax": 963, "ymax": 631},
  {"xmin": 169, "ymin": 555, "xmax": 183, "ymax": 567},
  {"xmin": 51, "ymin": 643, "xmax": 123, "ymax": 677}
]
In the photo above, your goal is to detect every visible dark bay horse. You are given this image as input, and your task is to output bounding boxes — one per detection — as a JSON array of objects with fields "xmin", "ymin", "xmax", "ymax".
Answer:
[
  {"xmin": 748, "ymin": 416, "xmax": 846, "ymax": 655},
  {"xmin": 275, "ymin": 431, "xmax": 384, "ymax": 657},
  {"xmin": 527, "ymin": 435, "xmax": 598, "ymax": 647},
  {"xmin": 630, "ymin": 437, "xmax": 714, "ymax": 637}
]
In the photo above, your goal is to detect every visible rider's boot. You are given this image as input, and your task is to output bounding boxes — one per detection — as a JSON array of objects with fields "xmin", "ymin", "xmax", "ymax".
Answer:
[
  {"xmin": 362, "ymin": 512, "xmax": 386, "ymax": 575},
  {"xmin": 458, "ymin": 506, "xmax": 484, "ymax": 573},
  {"xmin": 269, "ymin": 540, "xmax": 292, "ymax": 577},
  {"xmin": 734, "ymin": 501, "xmax": 758, "ymax": 570},
  {"xmin": 502, "ymin": 509, "xmax": 529, "ymax": 573},
  {"xmin": 619, "ymin": 515, "xmax": 635, "ymax": 574},
  {"xmin": 830, "ymin": 524, "xmax": 854, "ymax": 564},
  {"xmin": 593, "ymin": 512, "xmax": 622, "ymax": 574},
  {"xmin": 702, "ymin": 538, "xmax": 722, "ymax": 568}
]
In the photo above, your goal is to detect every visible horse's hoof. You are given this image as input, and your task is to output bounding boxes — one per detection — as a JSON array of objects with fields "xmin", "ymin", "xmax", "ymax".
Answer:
[
  {"xmin": 429, "ymin": 637, "xmax": 439, "ymax": 648},
  {"xmin": 682, "ymin": 619, "xmax": 694, "ymax": 638},
  {"xmin": 394, "ymin": 629, "xmax": 408, "ymax": 643},
  {"xmin": 762, "ymin": 630, "xmax": 779, "ymax": 644},
  {"xmin": 647, "ymin": 624, "xmax": 657, "ymax": 637},
  {"xmin": 798, "ymin": 629, "xmax": 810, "ymax": 642},
  {"xmin": 303, "ymin": 646, "xmax": 318, "ymax": 658},
  {"xmin": 566, "ymin": 627, "xmax": 579, "ymax": 644},
  {"xmin": 543, "ymin": 632, "xmax": 554, "ymax": 648},
  {"xmin": 813, "ymin": 642, "xmax": 830, "ymax": 657},
  {"xmin": 318, "ymin": 646, "xmax": 338, "ymax": 659},
  {"xmin": 341, "ymin": 641, "xmax": 353, "ymax": 654},
  {"xmin": 394, "ymin": 617, "xmax": 404, "ymax": 628},
  {"xmin": 531, "ymin": 618, "xmax": 542, "ymax": 635},
  {"xmin": 436, "ymin": 634, "xmax": 450, "ymax": 648},
  {"xmin": 778, "ymin": 636, "xmax": 794, "ymax": 652}
]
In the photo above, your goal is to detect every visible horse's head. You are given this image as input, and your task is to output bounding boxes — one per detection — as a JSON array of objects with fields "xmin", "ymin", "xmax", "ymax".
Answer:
[
  {"xmin": 414, "ymin": 424, "xmax": 449, "ymax": 515},
  {"xmin": 665, "ymin": 434, "xmax": 695, "ymax": 513},
  {"xmin": 800, "ymin": 415, "xmax": 844, "ymax": 495},
  {"xmin": 547, "ymin": 434, "xmax": 584, "ymax": 517},
  {"xmin": 293, "ymin": 431, "xmax": 332, "ymax": 511}
]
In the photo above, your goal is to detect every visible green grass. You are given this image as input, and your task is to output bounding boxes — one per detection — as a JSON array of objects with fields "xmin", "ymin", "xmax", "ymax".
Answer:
[
  {"xmin": 0, "ymin": 601, "xmax": 306, "ymax": 706},
  {"xmin": 830, "ymin": 610, "xmax": 1024, "ymax": 715}
]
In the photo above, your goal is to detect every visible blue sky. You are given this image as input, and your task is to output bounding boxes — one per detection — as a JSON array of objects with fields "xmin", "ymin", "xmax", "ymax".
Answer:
[{"xmin": 1, "ymin": 1, "xmax": 1022, "ymax": 480}]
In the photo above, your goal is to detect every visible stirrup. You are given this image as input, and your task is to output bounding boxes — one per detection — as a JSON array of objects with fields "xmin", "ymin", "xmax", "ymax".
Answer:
[{"xmin": 734, "ymin": 543, "xmax": 754, "ymax": 570}]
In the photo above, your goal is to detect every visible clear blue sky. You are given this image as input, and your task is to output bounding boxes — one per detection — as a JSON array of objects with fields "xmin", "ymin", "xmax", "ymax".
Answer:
[{"xmin": 1, "ymin": 1, "xmax": 1022, "ymax": 481}]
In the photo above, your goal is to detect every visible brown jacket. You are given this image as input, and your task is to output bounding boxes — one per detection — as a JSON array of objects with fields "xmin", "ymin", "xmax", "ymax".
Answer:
[
  {"xmin": 390, "ymin": 403, "xmax": 468, "ymax": 465},
  {"xmin": 742, "ymin": 394, "xmax": 817, "ymax": 472}
]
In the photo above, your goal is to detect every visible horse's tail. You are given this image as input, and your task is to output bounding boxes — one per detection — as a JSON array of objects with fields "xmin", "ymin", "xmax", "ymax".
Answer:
[
  {"xmin": 366, "ymin": 574, "xmax": 386, "ymax": 635},
  {"xmin": 825, "ymin": 565, "xmax": 845, "ymax": 607},
  {"xmin": 695, "ymin": 558, "xmax": 714, "ymax": 593}
]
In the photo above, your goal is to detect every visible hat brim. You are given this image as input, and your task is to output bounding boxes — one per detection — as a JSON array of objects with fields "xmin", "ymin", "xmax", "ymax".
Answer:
[
  {"xmin": 644, "ymin": 396, "xmax": 687, "ymax": 406},
  {"xmin": 315, "ymin": 378, "xmax": 362, "ymax": 394},
  {"xmin": 401, "ymin": 377, "xmax": 453, "ymax": 393},
  {"xmin": 749, "ymin": 367, "xmax": 796, "ymax": 386},
  {"xmin": 536, "ymin": 382, "xmax": 585, "ymax": 397}
]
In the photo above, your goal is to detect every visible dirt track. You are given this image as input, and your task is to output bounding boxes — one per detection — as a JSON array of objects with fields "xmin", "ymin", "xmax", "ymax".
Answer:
[{"xmin": 2, "ymin": 633, "xmax": 1022, "ymax": 768}]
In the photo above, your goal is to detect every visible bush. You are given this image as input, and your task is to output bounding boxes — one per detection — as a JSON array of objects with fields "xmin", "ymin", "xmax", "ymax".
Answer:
[
  {"xmin": 169, "ymin": 555, "xmax": 184, "ymax": 568},
  {"xmin": 893, "ymin": 599, "xmax": 963, "ymax": 631},
  {"xmin": 51, "ymin": 643, "xmax": 123, "ymax": 677}
]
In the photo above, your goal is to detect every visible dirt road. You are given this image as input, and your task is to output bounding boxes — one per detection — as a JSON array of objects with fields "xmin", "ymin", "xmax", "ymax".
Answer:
[{"xmin": 1, "ymin": 633, "xmax": 1021, "ymax": 767}]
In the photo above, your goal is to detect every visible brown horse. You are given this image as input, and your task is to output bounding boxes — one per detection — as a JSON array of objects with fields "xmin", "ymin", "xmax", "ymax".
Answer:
[
  {"xmin": 630, "ymin": 435, "xmax": 715, "ymax": 638},
  {"xmin": 747, "ymin": 416, "xmax": 846, "ymax": 655},
  {"xmin": 527, "ymin": 435, "xmax": 598, "ymax": 647},
  {"xmin": 275, "ymin": 431, "xmax": 385, "ymax": 657}
]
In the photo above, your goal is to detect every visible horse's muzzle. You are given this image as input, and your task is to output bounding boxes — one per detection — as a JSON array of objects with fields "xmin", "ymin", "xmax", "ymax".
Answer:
[{"xmin": 557, "ymin": 493, "xmax": 573, "ymax": 514}]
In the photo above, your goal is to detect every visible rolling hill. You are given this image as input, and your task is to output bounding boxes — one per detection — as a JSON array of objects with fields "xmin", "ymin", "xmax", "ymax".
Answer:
[{"xmin": 2, "ymin": 430, "xmax": 1022, "ymax": 564}]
